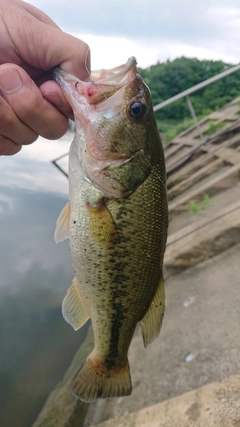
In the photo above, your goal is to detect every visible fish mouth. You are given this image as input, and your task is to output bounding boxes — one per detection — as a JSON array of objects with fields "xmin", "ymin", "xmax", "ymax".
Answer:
[
  {"xmin": 53, "ymin": 57, "xmax": 138, "ymax": 107},
  {"xmin": 90, "ymin": 56, "xmax": 137, "ymax": 84}
]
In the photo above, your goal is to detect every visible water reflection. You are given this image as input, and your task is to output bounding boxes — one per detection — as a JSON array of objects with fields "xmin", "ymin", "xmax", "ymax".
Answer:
[{"xmin": 0, "ymin": 134, "xmax": 88, "ymax": 427}]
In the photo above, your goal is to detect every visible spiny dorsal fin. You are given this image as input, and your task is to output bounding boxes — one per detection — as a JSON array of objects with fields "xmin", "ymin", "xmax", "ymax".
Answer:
[
  {"xmin": 140, "ymin": 273, "xmax": 165, "ymax": 348},
  {"xmin": 62, "ymin": 277, "xmax": 90, "ymax": 330},
  {"xmin": 54, "ymin": 201, "xmax": 70, "ymax": 243}
]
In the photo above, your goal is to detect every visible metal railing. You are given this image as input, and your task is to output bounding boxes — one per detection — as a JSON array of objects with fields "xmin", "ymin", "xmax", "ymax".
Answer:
[
  {"xmin": 153, "ymin": 63, "xmax": 240, "ymax": 111},
  {"xmin": 153, "ymin": 63, "xmax": 240, "ymax": 143}
]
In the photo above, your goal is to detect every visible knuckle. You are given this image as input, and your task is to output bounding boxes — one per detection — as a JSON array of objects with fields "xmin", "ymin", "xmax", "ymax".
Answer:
[
  {"xmin": 19, "ymin": 97, "xmax": 39, "ymax": 120},
  {"xmin": 22, "ymin": 132, "xmax": 39, "ymax": 145},
  {"xmin": 41, "ymin": 117, "xmax": 68, "ymax": 140},
  {"xmin": 12, "ymin": 86, "xmax": 42, "ymax": 121},
  {"xmin": 0, "ymin": 136, "xmax": 22, "ymax": 156},
  {"xmin": 0, "ymin": 109, "xmax": 15, "ymax": 130}
]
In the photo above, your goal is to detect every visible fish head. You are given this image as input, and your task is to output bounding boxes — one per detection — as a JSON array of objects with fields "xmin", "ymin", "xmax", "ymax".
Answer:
[{"xmin": 53, "ymin": 57, "xmax": 161, "ymax": 198}]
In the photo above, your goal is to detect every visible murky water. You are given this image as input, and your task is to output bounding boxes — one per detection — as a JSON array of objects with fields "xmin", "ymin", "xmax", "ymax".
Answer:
[{"xmin": 0, "ymin": 134, "xmax": 89, "ymax": 427}]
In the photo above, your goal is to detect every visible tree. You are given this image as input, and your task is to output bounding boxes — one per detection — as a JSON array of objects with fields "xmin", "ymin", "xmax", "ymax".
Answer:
[{"xmin": 139, "ymin": 57, "xmax": 240, "ymax": 125}]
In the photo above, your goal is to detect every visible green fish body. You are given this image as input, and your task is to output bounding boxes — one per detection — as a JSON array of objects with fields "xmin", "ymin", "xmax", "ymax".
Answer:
[{"xmin": 54, "ymin": 57, "xmax": 168, "ymax": 403}]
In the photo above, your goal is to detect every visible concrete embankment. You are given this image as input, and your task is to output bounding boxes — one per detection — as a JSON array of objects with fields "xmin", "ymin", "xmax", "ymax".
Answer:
[{"xmin": 93, "ymin": 374, "xmax": 240, "ymax": 427}]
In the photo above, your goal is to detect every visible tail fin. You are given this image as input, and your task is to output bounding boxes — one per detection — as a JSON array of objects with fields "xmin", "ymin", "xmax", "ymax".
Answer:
[{"xmin": 71, "ymin": 353, "xmax": 132, "ymax": 403}]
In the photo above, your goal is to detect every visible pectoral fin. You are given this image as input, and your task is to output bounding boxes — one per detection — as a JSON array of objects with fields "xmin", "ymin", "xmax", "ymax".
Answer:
[
  {"xmin": 87, "ymin": 199, "xmax": 118, "ymax": 248},
  {"xmin": 54, "ymin": 201, "xmax": 70, "ymax": 243},
  {"xmin": 62, "ymin": 277, "xmax": 90, "ymax": 330},
  {"xmin": 140, "ymin": 273, "xmax": 165, "ymax": 348}
]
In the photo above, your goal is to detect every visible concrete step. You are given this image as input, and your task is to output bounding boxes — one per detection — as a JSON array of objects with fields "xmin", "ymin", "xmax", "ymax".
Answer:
[{"xmin": 94, "ymin": 374, "xmax": 240, "ymax": 427}]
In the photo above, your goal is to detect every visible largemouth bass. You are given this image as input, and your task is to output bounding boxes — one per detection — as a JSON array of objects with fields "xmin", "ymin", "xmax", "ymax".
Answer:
[{"xmin": 53, "ymin": 57, "xmax": 168, "ymax": 403}]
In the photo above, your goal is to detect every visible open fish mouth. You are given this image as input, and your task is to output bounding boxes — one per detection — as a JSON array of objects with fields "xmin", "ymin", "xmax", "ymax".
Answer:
[
  {"xmin": 53, "ymin": 57, "xmax": 138, "ymax": 107},
  {"xmin": 90, "ymin": 56, "xmax": 137, "ymax": 84}
]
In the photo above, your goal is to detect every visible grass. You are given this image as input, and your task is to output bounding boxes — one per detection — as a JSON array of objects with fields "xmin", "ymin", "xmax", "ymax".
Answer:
[
  {"xmin": 158, "ymin": 118, "xmax": 195, "ymax": 144},
  {"xmin": 188, "ymin": 195, "xmax": 212, "ymax": 215},
  {"xmin": 157, "ymin": 110, "xmax": 227, "ymax": 144},
  {"xmin": 204, "ymin": 120, "xmax": 227, "ymax": 136}
]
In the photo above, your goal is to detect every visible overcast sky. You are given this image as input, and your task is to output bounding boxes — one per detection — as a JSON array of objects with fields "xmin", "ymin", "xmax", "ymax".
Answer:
[{"xmin": 27, "ymin": 0, "xmax": 240, "ymax": 70}]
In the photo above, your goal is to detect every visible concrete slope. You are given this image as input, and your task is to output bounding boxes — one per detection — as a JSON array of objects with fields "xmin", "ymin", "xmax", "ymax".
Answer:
[{"xmin": 94, "ymin": 374, "xmax": 240, "ymax": 427}]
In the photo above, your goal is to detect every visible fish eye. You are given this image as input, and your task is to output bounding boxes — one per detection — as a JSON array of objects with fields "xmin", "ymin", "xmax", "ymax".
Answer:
[{"xmin": 129, "ymin": 101, "xmax": 147, "ymax": 120}]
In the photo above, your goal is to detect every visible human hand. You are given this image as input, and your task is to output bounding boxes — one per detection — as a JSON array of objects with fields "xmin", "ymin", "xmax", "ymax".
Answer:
[{"xmin": 0, "ymin": 0, "xmax": 90, "ymax": 155}]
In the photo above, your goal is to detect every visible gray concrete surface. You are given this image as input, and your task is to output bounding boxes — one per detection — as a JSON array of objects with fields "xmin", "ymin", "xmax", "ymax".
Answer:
[
  {"xmin": 93, "ymin": 374, "xmax": 240, "ymax": 427},
  {"xmin": 84, "ymin": 243, "xmax": 240, "ymax": 426}
]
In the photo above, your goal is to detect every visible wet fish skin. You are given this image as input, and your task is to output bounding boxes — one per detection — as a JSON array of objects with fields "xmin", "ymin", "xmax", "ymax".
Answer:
[{"xmin": 53, "ymin": 57, "xmax": 168, "ymax": 403}]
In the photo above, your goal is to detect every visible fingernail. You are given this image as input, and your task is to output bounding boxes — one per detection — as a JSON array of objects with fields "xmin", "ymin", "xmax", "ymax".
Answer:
[{"xmin": 0, "ymin": 69, "xmax": 23, "ymax": 94}]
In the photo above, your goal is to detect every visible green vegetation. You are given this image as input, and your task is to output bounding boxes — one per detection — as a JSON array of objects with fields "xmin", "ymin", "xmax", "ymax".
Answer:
[
  {"xmin": 139, "ymin": 57, "xmax": 240, "ymax": 141},
  {"xmin": 188, "ymin": 195, "xmax": 212, "ymax": 214},
  {"xmin": 204, "ymin": 120, "xmax": 227, "ymax": 136},
  {"xmin": 157, "ymin": 118, "xmax": 195, "ymax": 142}
]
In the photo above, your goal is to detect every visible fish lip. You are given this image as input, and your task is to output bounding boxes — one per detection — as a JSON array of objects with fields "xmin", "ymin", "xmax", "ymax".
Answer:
[
  {"xmin": 53, "ymin": 57, "xmax": 137, "ymax": 87},
  {"xmin": 91, "ymin": 56, "xmax": 137, "ymax": 84},
  {"xmin": 52, "ymin": 67, "xmax": 79, "ymax": 86},
  {"xmin": 53, "ymin": 57, "xmax": 139, "ymax": 110}
]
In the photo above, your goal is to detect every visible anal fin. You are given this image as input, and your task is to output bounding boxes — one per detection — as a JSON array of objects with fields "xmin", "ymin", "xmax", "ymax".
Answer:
[
  {"xmin": 140, "ymin": 273, "xmax": 165, "ymax": 348},
  {"xmin": 62, "ymin": 277, "xmax": 90, "ymax": 330}
]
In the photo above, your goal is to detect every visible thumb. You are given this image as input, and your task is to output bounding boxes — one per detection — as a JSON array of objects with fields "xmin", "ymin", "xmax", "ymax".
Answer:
[
  {"xmin": 52, "ymin": 30, "xmax": 91, "ymax": 80},
  {"xmin": 7, "ymin": 2, "xmax": 91, "ymax": 80}
]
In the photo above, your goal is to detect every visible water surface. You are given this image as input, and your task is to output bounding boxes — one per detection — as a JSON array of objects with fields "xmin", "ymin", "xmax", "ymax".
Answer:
[{"xmin": 0, "ymin": 134, "xmax": 89, "ymax": 427}]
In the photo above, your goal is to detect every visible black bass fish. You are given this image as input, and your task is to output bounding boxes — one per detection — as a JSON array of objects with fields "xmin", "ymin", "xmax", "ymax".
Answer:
[{"xmin": 53, "ymin": 57, "xmax": 168, "ymax": 403}]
